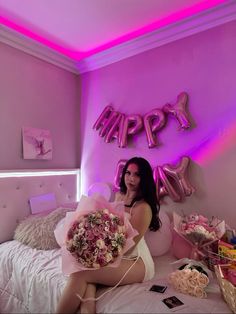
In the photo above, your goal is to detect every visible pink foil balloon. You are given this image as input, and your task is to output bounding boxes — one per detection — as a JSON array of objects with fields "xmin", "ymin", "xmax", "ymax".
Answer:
[
  {"xmin": 163, "ymin": 92, "xmax": 191, "ymax": 130},
  {"xmin": 99, "ymin": 110, "xmax": 120, "ymax": 138},
  {"xmin": 104, "ymin": 112, "xmax": 122, "ymax": 143},
  {"xmin": 119, "ymin": 114, "xmax": 143, "ymax": 148},
  {"xmin": 143, "ymin": 109, "xmax": 166, "ymax": 148},
  {"xmin": 93, "ymin": 105, "xmax": 114, "ymax": 131},
  {"xmin": 114, "ymin": 159, "xmax": 127, "ymax": 190},
  {"xmin": 162, "ymin": 156, "xmax": 195, "ymax": 197},
  {"xmin": 154, "ymin": 166, "xmax": 182, "ymax": 202}
]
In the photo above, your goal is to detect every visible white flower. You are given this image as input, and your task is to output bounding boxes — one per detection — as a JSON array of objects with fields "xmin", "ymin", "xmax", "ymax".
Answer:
[
  {"xmin": 105, "ymin": 252, "xmax": 113, "ymax": 263},
  {"xmin": 194, "ymin": 286, "xmax": 207, "ymax": 298},
  {"xmin": 96, "ymin": 239, "xmax": 105, "ymax": 249}
]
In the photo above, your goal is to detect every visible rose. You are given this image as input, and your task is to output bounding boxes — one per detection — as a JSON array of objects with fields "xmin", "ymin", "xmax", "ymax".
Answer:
[
  {"xmin": 197, "ymin": 273, "xmax": 209, "ymax": 287},
  {"xmin": 188, "ymin": 269, "xmax": 201, "ymax": 287},
  {"xmin": 168, "ymin": 267, "xmax": 209, "ymax": 298},
  {"xmin": 96, "ymin": 239, "xmax": 105, "ymax": 249},
  {"xmin": 194, "ymin": 286, "xmax": 207, "ymax": 298},
  {"xmin": 178, "ymin": 278, "xmax": 190, "ymax": 293}
]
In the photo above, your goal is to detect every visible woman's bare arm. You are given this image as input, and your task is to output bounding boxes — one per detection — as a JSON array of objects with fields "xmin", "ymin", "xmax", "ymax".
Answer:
[{"xmin": 126, "ymin": 202, "xmax": 152, "ymax": 253}]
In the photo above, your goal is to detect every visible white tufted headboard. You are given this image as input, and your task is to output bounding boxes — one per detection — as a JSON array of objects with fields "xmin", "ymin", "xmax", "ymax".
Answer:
[{"xmin": 0, "ymin": 169, "xmax": 79, "ymax": 243}]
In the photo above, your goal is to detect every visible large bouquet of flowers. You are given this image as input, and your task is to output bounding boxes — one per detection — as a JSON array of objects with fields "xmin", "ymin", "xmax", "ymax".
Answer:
[
  {"xmin": 169, "ymin": 259, "xmax": 211, "ymax": 298},
  {"xmin": 173, "ymin": 212, "xmax": 225, "ymax": 260},
  {"xmin": 54, "ymin": 194, "xmax": 138, "ymax": 275}
]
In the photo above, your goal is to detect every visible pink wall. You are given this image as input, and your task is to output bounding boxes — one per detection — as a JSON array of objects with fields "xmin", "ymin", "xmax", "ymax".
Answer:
[
  {"xmin": 0, "ymin": 42, "xmax": 80, "ymax": 169},
  {"xmin": 80, "ymin": 21, "xmax": 236, "ymax": 228}
]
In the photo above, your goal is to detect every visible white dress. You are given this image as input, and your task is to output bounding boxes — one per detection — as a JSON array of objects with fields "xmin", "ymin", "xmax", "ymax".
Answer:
[{"xmin": 123, "ymin": 210, "xmax": 155, "ymax": 282}]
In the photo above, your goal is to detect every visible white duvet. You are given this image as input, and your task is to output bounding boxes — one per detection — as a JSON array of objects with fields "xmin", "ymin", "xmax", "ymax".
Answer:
[{"xmin": 0, "ymin": 241, "xmax": 232, "ymax": 314}]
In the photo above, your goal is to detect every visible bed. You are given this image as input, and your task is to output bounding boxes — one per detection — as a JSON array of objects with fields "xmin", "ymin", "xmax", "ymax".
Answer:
[{"xmin": 0, "ymin": 171, "xmax": 232, "ymax": 314}]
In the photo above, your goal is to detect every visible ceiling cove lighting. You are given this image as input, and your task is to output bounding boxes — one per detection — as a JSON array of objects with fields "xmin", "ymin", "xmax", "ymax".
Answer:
[{"xmin": 0, "ymin": 0, "xmax": 227, "ymax": 61}]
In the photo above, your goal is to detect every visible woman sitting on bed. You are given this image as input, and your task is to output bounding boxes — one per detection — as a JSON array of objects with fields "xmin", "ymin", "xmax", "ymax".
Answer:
[{"xmin": 56, "ymin": 157, "xmax": 161, "ymax": 314}]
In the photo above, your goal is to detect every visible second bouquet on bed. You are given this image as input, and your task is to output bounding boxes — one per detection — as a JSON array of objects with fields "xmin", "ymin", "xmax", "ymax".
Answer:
[
  {"xmin": 54, "ymin": 194, "xmax": 138, "ymax": 274},
  {"xmin": 173, "ymin": 211, "xmax": 225, "ymax": 260}
]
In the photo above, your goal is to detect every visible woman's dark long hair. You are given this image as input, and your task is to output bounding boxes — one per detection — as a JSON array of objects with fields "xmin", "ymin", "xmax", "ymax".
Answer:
[{"xmin": 119, "ymin": 157, "xmax": 161, "ymax": 231}]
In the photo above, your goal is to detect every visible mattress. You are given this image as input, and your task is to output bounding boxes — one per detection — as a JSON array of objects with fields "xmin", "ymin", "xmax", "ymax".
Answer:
[{"xmin": 0, "ymin": 240, "xmax": 232, "ymax": 313}]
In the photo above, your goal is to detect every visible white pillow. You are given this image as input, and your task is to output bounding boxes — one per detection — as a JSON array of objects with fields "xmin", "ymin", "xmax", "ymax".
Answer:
[
  {"xmin": 14, "ymin": 207, "xmax": 73, "ymax": 250},
  {"xmin": 145, "ymin": 210, "xmax": 173, "ymax": 256}
]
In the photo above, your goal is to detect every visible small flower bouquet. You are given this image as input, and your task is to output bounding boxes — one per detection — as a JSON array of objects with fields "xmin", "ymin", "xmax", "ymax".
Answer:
[
  {"xmin": 168, "ymin": 259, "xmax": 211, "ymax": 298},
  {"xmin": 173, "ymin": 212, "xmax": 225, "ymax": 260},
  {"xmin": 54, "ymin": 194, "xmax": 138, "ymax": 275}
]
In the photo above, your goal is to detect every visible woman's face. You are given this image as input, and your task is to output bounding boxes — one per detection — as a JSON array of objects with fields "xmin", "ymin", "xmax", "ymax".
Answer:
[{"xmin": 124, "ymin": 163, "xmax": 141, "ymax": 192}]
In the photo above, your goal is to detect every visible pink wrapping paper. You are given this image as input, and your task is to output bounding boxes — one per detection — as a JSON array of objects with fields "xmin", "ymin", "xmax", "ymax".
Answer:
[{"xmin": 54, "ymin": 194, "xmax": 138, "ymax": 275}]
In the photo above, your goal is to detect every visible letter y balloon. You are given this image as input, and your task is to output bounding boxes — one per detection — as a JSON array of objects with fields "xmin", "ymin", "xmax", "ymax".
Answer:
[{"xmin": 163, "ymin": 92, "xmax": 191, "ymax": 130}]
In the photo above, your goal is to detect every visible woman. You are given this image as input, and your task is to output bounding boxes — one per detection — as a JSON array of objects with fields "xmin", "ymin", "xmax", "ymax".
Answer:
[{"xmin": 56, "ymin": 157, "xmax": 161, "ymax": 314}]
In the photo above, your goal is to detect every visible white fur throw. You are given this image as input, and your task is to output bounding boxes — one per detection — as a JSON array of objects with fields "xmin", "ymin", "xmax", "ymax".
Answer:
[{"xmin": 14, "ymin": 207, "xmax": 72, "ymax": 250}]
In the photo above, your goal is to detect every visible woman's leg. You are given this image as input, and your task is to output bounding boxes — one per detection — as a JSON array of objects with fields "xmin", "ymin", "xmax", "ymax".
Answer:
[
  {"xmin": 56, "ymin": 258, "xmax": 145, "ymax": 314},
  {"xmin": 56, "ymin": 271, "xmax": 88, "ymax": 314},
  {"xmin": 80, "ymin": 284, "xmax": 96, "ymax": 314}
]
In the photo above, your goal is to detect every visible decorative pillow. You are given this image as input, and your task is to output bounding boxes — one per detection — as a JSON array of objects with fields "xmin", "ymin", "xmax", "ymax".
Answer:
[
  {"xmin": 144, "ymin": 210, "xmax": 173, "ymax": 256},
  {"xmin": 14, "ymin": 207, "xmax": 73, "ymax": 250},
  {"xmin": 58, "ymin": 202, "xmax": 79, "ymax": 209}
]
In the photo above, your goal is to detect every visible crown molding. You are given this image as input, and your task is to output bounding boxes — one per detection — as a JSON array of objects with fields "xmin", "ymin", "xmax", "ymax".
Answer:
[
  {"xmin": 0, "ymin": 24, "xmax": 78, "ymax": 74},
  {"xmin": 0, "ymin": 0, "xmax": 236, "ymax": 75},
  {"xmin": 77, "ymin": 0, "xmax": 236, "ymax": 73}
]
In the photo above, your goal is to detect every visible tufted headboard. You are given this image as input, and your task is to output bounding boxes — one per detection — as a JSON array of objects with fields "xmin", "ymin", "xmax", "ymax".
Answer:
[{"xmin": 0, "ymin": 169, "xmax": 79, "ymax": 243}]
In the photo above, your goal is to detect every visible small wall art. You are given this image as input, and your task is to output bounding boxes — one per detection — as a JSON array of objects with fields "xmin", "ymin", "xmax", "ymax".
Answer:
[{"xmin": 22, "ymin": 127, "xmax": 52, "ymax": 160}]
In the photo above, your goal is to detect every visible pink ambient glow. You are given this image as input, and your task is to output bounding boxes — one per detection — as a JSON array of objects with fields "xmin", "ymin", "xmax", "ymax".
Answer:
[
  {"xmin": 191, "ymin": 120, "xmax": 236, "ymax": 166},
  {"xmin": 0, "ymin": 0, "xmax": 227, "ymax": 61}
]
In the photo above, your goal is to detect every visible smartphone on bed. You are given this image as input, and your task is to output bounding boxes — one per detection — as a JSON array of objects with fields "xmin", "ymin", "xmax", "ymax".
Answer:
[
  {"xmin": 162, "ymin": 296, "xmax": 186, "ymax": 312},
  {"xmin": 149, "ymin": 284, "xmax": 167, "ymax": 293}
]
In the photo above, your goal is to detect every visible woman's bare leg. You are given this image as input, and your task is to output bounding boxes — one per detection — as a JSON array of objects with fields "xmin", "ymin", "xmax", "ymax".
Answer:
[
  {"xmin": 80, "ymin": 284, "xmax": 96, "ymax": 314},
  {"xmin": 56, "ymin": 258, "xmax": 145, "ymax": 314},
  {"xmin": 56, "ymin": 272, "xmax": 88, "ymax": 314}
]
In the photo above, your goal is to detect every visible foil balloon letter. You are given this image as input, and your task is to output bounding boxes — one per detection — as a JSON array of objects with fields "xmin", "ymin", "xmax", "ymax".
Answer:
[
  {"xmin": 99, "ymin": 110, "xmax": 121, "ymax": 138},
  {"xmin": 93, "ymin": 105, "xmax": 114, "ymax": 132},
  {"xmin": 104, "ymin": 113, "xmax": 123, "ymax": 143},
  {"xmin": 163, "ymin": 92, "xmax": 191, "ymax": 130},
  {"xmin": 162, "ymin": 156, "xmax": 195, "ymax": 197},
  {"xmin": 114, "ymin": 159, "xmax": 127, "ymax": 190},
  {"xmin": 153, "ymin": 166, "xmax": 182, "ymax": 202},
  {"xmin": 119, "ymin": 114, "xmax": 143, "ymax": 148},
  {"xmin": 143, "ymin": 109, "xmax": 166, "ymax": 148}
]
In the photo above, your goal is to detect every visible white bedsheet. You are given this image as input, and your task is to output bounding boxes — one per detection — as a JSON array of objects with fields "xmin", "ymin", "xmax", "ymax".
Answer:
[{"xmin": 0, "ymin": 241, "xmax": 232, "ymax": 314}]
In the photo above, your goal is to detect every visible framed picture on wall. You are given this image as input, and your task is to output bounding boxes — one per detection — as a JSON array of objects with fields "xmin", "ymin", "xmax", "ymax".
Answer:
[{"xmin": 22, "ymin": 127, "xmax": 52, "ymax": 160}]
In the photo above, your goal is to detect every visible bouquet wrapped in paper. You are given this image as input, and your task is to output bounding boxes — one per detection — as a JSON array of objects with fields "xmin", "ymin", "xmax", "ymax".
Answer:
[
  {"xmin": 173, "ymin": 212, "xmax": 225, "ymax": 260},
  {"xmin": 54, "ymin": 194, "xmax": 138, "ymax": 275},
  {"xmin": 169, "ymin": 258, "xmax": 212, "ymax": 298}
]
